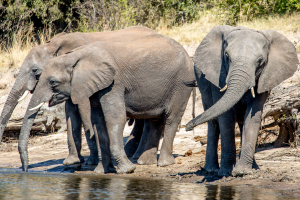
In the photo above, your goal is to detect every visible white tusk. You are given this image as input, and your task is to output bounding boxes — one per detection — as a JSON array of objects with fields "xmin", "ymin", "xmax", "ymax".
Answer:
[
  {"xmin": 251, "ymin": 87, "xmax": 255, "ymax": 98},
  {"xmin": 18, "ymin": 90, "xmax": 30, "ymax": 102},
  {"xmin": 220, "ymin": 84, "xmax": 228, "ymax": 92},
  {"xmin": 29, "ymin": 102, "xmax": 46, "ymax": 111}
]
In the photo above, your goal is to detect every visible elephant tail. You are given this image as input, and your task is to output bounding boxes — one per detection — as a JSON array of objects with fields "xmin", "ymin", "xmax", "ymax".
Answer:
[
  {"xmin": 183, "ymin": 80, "xmax": 197, "ymax": 119},
  {"xmin": 192, "ymin": 87, "xmax": 196, "ymax": 119}
]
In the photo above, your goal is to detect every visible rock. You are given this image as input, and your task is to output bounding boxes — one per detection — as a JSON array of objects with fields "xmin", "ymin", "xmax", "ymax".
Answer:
[{"xmin": 184, "ymin": 150, "xmax": 192, "ymax": 157}]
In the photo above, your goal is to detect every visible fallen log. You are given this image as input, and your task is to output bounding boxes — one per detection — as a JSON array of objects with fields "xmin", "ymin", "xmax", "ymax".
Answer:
[
  {"xmin": 4, "ymin": 102, "xmax": 67, "ymax": 136},
  {"xmin": 262, "ymin": 84, "xmax": 300, "ymax": 147}
]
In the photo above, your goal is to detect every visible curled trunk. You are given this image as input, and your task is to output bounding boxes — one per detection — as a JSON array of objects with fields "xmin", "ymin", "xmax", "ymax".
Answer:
[{"xmin": 186, "ymin": 70, "xmax": 251, "ymax": 130}]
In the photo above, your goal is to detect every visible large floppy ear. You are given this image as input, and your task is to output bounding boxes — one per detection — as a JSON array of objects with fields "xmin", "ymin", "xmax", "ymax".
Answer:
[
  {"xmin": 70, "ymin": 49, "xmax": 116, "ymax": 105},
  {"xmin": 257, "ymin": 30, "xmax": 299, "ymax": 93},
  {"xmin": 193, "ymin": 25, "xmax": 236, "ymax": 89}
]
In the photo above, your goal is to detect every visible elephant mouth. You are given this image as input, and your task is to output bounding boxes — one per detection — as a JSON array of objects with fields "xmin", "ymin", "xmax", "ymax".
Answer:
[{"xmin": 49, "ymin": 93, "xmax": 69, "ymax": 107}]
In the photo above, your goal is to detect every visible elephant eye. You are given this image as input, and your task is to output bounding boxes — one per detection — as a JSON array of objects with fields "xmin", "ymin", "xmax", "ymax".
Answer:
[
  {"xmin": 49, "ymin": 79, "xmax": 60, "ymax": 87},
  {"xmin": 258, "ymin": 58, "xmax": 263, "ymax": 64},
  {"xmin": 32, "ymin": 68, "xmax": 40, "ymax": 74}
]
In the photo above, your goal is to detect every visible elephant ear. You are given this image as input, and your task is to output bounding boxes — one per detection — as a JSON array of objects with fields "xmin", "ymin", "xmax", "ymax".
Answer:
[
  {"xmin": 193, "ymin": 25, "xmax": 236, "ymax": 89},
  {"xmin": 70, "ymin": 50, "xmax": 116, "ymax": 105},
  {"xmin": 257, "ymin": 30, "xmax": 299, "ymax": 93}
]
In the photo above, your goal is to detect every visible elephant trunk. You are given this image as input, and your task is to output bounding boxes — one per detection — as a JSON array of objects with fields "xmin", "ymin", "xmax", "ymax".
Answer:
[
  {"xmin": 186, "ymin": 68, "xmax": 252, "ymax": 130},
  {"xmin": 0, "ymin": 70, "xmax": 31, "ymax": 142},
  {"xmin": 18, "ymin": 89, "xmax": 47, "ymax": 172}
]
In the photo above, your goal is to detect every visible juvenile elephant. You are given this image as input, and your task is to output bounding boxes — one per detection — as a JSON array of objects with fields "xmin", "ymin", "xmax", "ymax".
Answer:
[
  {"xmin": 20, "ymin": 35, "xmax": 195, "ymax": 173},
  {"xmin": 186, "ymin": 25, "xmax": 299, "ymax": 177},
  {"xmin": 0, "ymin": 27, "xmax": 156, "ymax": 170}
]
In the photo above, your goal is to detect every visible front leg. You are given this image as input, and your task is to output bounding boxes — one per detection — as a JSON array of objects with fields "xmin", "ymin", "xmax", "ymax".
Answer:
[
  {"xmin": 63, "ymin": 99, "xmax": 84, "ymax": 165},
  {"xmin": 99, "ymin": 87, "xmax": 135, "ymax": 173},
  {"xmin": 232, "ymin": 92, "xmax": 268, "ymax": 176}
]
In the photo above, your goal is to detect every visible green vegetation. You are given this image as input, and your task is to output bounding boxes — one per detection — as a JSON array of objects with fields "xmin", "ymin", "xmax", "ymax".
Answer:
[{"xmin": 0, "ymin": 0, "xmax": 299, "ymax": 44}]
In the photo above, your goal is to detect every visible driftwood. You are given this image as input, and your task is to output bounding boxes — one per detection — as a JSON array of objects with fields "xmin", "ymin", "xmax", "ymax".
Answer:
[
  {"xmin": 262, "ymin": 84, "xmax": 300, "ymax": 147},
  {"xmin": 4, "ymin": 103, "xmax": 67, "ymax": 134}
]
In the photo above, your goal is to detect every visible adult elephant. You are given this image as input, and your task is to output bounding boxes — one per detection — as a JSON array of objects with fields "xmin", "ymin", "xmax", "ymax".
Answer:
[
  {"xmin": 186, "ymin": 25, "xmax": 299, "ymax": 177},
  {"xmin": 22, "ymin": 34, "xmax": 194, "ymax": 173},
  {"xmin": 0, "ymin": 27, "xmax": 156, "ymax": 168}
]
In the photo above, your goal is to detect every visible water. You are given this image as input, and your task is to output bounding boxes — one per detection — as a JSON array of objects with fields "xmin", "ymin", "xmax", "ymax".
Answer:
[{"xmin": 0, "ymin": 169, "xmax": 297, "ymax": 200}]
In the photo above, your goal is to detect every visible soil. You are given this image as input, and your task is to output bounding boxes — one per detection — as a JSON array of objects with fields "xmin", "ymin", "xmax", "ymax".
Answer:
[{"xmin": 0, "ymin": 45, "xmax": 300, "ymax": 196}]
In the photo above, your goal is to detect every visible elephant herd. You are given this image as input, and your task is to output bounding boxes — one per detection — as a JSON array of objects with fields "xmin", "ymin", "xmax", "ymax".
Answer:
[{"xmin": 0, "ymin": 25, "xmax": 298, "ymax": 177}]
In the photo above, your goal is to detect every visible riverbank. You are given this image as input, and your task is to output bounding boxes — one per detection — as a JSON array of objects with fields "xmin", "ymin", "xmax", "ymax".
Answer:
[{"xmin": 1, "ymin": 119, "xmax": 300, "ymax": 197}]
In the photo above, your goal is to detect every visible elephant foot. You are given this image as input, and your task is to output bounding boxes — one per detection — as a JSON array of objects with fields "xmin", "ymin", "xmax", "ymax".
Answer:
[
  {"xmin": 232, "ymin": 165, "xmax": 253, "ymax": 177},
  {"xmin": 63, "ymin": 155, "xmax": 84, "ymax": 165},
  {"xmin": 137, "ymin": 149, "xmax": 157, "ymax": 165},
  {"xmin": 117, "ymin": 162, "xmax": 136, "ymax": 174},
  {"xmin": 157, "ymin": 153, "xmax": 175, "ymax": 167},
  {"xmin": 197, "ymin": 165, "xmax": 219, "ymax": 175},
  {"xmin": 218, "ymin": 167, "xmax": 233, "ymax": 177},
  {"xmin": 84, "ymin": 154, "xmax": 99, "ymax": 165},
  {"xmin": 94, "ymin": 162, "xmax": 116, "ymax": 174}
]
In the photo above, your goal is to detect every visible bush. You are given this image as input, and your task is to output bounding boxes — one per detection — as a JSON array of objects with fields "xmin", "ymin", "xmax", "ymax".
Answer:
[{"xmin": 216, "ymin": 0, "xmax": 300, "ymax": 25}]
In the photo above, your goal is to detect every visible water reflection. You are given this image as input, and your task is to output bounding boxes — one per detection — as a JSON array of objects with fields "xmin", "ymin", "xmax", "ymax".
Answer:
[{"xmin": 0, "ymin": 170, "xmax": 296, "ymax": 199}]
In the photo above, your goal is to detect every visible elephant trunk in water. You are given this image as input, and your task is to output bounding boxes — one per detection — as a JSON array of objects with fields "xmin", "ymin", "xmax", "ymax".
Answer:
[
  {"xmin": 186, "ymin": 68, "xmax": 252, "ymax": 131},
  {"xmin": 18, "ymin": 85, "xmax": 50, "ymax": 172},
  {"xmin": 0, "ymin": 70, "xmax": 32, "ymax": 141}
]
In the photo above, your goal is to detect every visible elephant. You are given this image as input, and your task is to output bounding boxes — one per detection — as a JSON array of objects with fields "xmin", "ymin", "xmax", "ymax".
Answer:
[
  {"xmin": 21, "ymin": 34, "xmax": 195, "ymax": 173},
  {"xmin": 186, "ymin": 25, "xmax": 299, "ymax": 177},
  {"xmin": 0, "ymin": 27, "xmax": 156, "ymax": 170}
]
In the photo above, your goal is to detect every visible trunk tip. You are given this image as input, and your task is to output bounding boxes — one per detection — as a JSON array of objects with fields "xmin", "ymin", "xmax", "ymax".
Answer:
[{"xmin": 186, "ymin": 121, "xmax": 194, "ymax": 131}]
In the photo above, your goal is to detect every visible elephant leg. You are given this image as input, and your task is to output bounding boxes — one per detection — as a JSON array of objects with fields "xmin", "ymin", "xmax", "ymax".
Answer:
[
  {"xmin": 157, "ymin": 87, "xmax": 191, "ymax": 167},
  {"xmin": 198, "ymin": 74, "xmax": 221, "ymax": 174},
  {"xmin": 63, "ymin": 99, "xmax": 85, "ymax": 165},
  {"xmin": 218, "ymin": 108, "xmax": 237, "ymax": 177},
  {"xmin": 137, "ymin": 119, "xmax": 164, "ymax": 165},
  {"xmin": 90, "ymin": 104, "xmax": 115, "ymax": 174},
  {"xmin": 238, "ymin": 122, "xmax": 258, "ymax": 170},
  {"xmin": 99, "ymin": 89, "xmax": 135, "ymax": 173},
  {"xmin": 76, "ymin": 100, "xmax": 99, "ymax": 165},
  {"xmin": 132, "ymin": 121, "xmax": 148, "ymax": 160},
  {"xmin": 124, "ymin": 119, "xmax": 144, "ymax": 157},
  {"xmin": 232, "ymin": 92, "xmax": 268, "ymax": 176},
  {"xmin": 202, "ymin": 119, "xmax": 220, "ymax": 174}
]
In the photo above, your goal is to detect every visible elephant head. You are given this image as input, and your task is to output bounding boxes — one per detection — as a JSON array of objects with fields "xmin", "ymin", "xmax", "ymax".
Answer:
[
  {"xmin": 0, "ymin": 32, "xmax": 91, "ymax": 140},
  {"xmin": 18, "ymin": 42, "xmax": 117, "ymax": 171},
  {"xmin": 186, "ymin": 25, "xmax": 299, "ymax": 130}
]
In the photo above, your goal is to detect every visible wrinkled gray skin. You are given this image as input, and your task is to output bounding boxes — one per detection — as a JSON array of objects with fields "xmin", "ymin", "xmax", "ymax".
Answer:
[
  {"xmin": 0, "ymin": 27, "xmax": 156, "ymax": 171},
  {"xmin": 186, "ymin": 25, "xmax": 299, "ymax": 177},
  {"xmin": 23, "ymin": 35, "xmax": 194, "ymax": 173}
]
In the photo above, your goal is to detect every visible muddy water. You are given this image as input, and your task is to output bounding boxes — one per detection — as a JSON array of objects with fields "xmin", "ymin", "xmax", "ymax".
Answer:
[{"xmin": 0, "ymin": 169, "xmax": 297, "ymax": 200}]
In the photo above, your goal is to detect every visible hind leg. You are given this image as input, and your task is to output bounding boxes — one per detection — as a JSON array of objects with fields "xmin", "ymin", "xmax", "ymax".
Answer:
[{"xmin": 137, "ymin": 119, "xmax": 164, "ymax": 165}]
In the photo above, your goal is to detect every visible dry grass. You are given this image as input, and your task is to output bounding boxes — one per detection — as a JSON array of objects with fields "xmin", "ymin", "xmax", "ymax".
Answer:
[
  {"xmin": 0, "ymin": 27, "xmax": 53, "ymax": 74},
  {"xmin": 157, "ymin": 10, "xmax": 222, "ymax": 45},
  {"xmin": 158, "ymin": 11, "xmax": 300, "ymax": 46}
]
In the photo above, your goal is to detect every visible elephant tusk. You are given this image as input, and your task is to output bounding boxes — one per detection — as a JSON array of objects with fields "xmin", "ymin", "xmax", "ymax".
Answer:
[
  {"xmin": 250, "ymin": 87, "xmax": 255, "ymax": 98},
  {"xmin": 18, "ymin": 90, "xmax": 30, "ymax": 102},
  {"xmin": 29, "ymin": 102, "xmax": 46, "ymax": 111},
  {"xmin": 220, "ymin": 84, "xmax": 227, "ymax": 92}
]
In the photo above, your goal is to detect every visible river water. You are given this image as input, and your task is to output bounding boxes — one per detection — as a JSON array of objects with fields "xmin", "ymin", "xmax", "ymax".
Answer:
[{"xmin": 0, "ymin": 169, "xmax": 297, "ymax": 199}]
